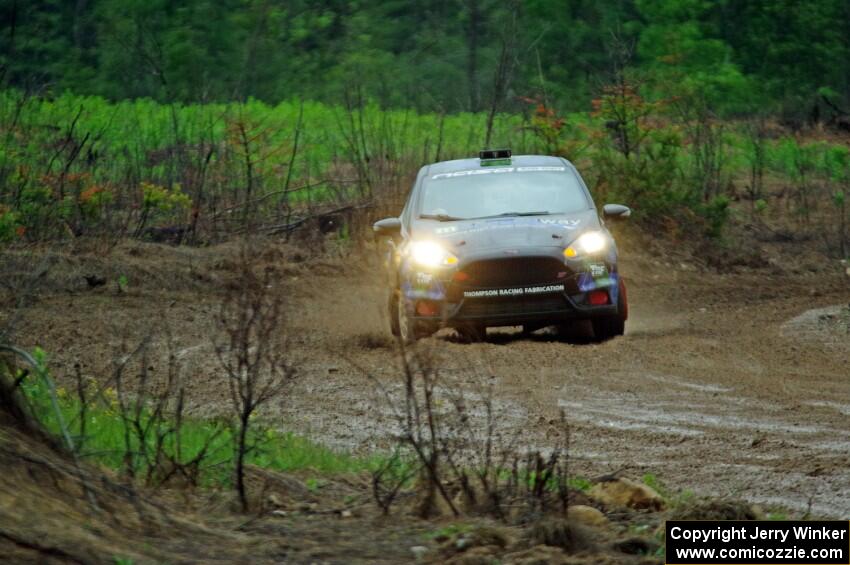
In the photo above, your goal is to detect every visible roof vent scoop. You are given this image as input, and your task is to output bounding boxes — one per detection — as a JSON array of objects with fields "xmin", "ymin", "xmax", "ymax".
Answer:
[{"xmin": 479, "ymin": 148, "xmax": 512, "ymax": 161}]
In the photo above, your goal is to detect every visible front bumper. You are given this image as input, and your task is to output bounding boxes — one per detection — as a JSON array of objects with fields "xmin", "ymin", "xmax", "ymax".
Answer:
[{"xmin": 400, "ymin": 246, "xmax": 620, "ymax": 328}]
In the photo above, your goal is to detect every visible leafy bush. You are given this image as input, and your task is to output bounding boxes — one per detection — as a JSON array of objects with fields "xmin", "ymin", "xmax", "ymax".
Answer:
[
  {"xmin": 587, "ymin": 80, "xmax": 700, "ymax": 229},
  {"xmin": 696, "ymin": 195, "xmax": 730, "ymax": 238},
  {"xmin": 126, "ymin": 182, "xmax": 193, "ymax": 237},
  {"xmin": 0, "ymin": 207, "xmax": 21, "ymax": 241}
]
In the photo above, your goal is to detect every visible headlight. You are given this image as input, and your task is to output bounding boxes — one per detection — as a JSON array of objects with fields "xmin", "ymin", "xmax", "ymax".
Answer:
[
  {"xmin": 409, "ymin": 240, "xmax": 458, "ymax": 268},
  {"xmin": 564, "ymin": 231, "xmax": 607, "ymax": 258}
]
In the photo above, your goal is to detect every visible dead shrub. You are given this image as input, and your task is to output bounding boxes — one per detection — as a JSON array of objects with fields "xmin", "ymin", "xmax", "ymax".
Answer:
[
  {"xmin": 214, "ymin": 239, "xmax": 295, "ymax": 511},
  {"xmin": 368, "ymin": 344, "xmax": 573, "ymax": 523}
]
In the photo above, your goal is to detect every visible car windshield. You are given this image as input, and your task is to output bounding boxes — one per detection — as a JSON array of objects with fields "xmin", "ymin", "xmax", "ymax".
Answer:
[{"xmin": 418, "ymin": 166, "xmax": 589, "ymax": 220}]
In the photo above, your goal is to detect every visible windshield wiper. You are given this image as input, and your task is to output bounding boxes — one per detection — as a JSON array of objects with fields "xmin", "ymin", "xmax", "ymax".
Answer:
[
  {"xmin": 419, "ymin": 213, "xmax": 466, "ymax": 222},
  {"xmin": 470, "ymin": 211, "xmax": 552, "ymax": 220}
]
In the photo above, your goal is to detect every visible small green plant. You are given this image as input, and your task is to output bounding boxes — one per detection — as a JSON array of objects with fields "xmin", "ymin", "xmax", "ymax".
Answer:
[
  {"xmin": 568, "ymin": 476, "xmax": 592, "ymax": 491},
  {"xmin": 425, "ymin": 523, "xmax": 472, "ymax": 540},
  {"xmin": 642, "ymin": 472, "xmax": 665, "ymax": 495},
  {"xmin": 668, "ymin": 489, "xmax": 697, "ymax": 509},
  {"xmin": 117, "ymin": 275, "xmax": 129, "ymax": 293},
  {"xmin": 305, "ymin": 477, "xmax": 326, "ymax": 492}
]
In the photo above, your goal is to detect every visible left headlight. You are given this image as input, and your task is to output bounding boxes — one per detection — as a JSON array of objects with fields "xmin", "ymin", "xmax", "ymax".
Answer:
[
  {"xmin": 564, "ymin": 231, "xmax": 608, "ymax": 258},
  {"xmin": 408, "ymin": 240, "xmax": 458, "ymax": 268}
]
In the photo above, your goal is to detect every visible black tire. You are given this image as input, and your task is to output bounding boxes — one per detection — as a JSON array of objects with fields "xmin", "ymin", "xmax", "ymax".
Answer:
[
  {"xmin": 591, "ymin": 313, "xmax": 625, "ymax": 341},
  {"xmin": 456, "ymin": 323, "xmax": 486, "ymax": 343},
  {"xmin": 389, "ymin": 290, "xmax": 401, "ymax": 337},
  {"xmin": 554, "ymin": 320, "xmax": 592, "ymax": 341},
  {"xmin": 521, "ymin": 323, "xmax": 544, "ymax": 335}
]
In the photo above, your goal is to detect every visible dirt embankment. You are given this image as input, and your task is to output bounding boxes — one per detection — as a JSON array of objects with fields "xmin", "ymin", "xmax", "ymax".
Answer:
[{"xmin": 4, "ymin": 230, "xmax": 850, "ymax": 521}]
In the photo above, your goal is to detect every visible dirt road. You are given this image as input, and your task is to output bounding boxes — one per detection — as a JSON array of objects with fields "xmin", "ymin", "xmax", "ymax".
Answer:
[{"xmin": 14, "ymin": 240, "xmax": 850, "ymax": 518}]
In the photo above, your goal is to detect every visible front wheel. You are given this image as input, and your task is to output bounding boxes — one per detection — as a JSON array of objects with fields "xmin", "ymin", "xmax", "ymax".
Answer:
[
  {"xmin": 389, "ymin": 289, "xmax": 401, "ymax": 337},
  {"xmin": 397, "ymin": 292, "xmax": 415, "ymax": 344},
  {"xmin": 456, "ymin": 323, "xmax": 486, "ymax": 343},
  {"xmin": 395, "ymin": 291, "xmax": 435, "ymax": 344}
]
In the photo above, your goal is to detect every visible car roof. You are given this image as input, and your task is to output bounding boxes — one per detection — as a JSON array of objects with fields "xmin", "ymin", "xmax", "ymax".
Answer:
[{"xmin": 425, "ymin": 154, "xmax": 572, "ymax": 175}]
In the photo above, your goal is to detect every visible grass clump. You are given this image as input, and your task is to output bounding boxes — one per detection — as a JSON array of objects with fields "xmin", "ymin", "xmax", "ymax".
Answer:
[{"xmin": 15, "ymin": 351, "xmax": 375, "ymax": 488}]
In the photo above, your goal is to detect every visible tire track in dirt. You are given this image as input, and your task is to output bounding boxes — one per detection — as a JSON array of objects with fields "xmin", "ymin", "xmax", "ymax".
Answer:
[
  {"xmin": 13, "ymin": 244, "xmax": 850, "ymax": 517},
  {"xmin": 276, "ymin": 254, "xmax": 850, "ymax": 517}
]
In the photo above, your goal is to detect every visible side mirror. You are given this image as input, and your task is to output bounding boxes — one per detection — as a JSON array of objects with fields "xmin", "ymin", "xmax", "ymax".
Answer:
[
  {"xmin": 373, "ymin": 217, "xmax": 402, "ymax": 237},
  {"xmin": 602, "ymin": 204, "xmax": 631, "ymax": 220}
]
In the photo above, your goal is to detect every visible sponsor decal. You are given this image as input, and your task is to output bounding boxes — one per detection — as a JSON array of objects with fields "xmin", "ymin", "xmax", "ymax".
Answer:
[
  {"xmin": 440, "ymin": 217, "xmax": 580, "ymax": 236},
  {"xmin": 415, "ymin": 272, "xmax": 433, "ymax": 285},
  {"xmin": 463, "ymin": 283, "xmax": 565, "ymax": 298},
  {"xmin": 538, "ymin": 218, "xmax": 581, "ymax": 228},
  {"xmin": 578, "ymin": 271, "xmax": 617, "ymax": 292},
  {"xmin": 431, "ymin": 166, "xmax": 565, "ymax": 180},
  {"xmin": 515, "ymin": 166, "xmax": 567, "ymax": 172},
  {"xmin": 589, "ymin": 263, "xmax": 608, "ymax": 277}
]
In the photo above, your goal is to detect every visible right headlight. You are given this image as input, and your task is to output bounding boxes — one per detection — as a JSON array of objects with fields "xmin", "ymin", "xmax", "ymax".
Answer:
[
  {"xmin": 564, "ymin": 231, "xmax": 608, "ymax": 258},
  {"xmin": 408, "ymin": 240, "xmax": 458, "ymax": 269}
]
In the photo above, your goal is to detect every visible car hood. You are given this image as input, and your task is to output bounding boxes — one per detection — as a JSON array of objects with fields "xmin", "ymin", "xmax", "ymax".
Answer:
[{"xmin": 412, "ymin": 210, "xmax": 600, "ymax": 252}]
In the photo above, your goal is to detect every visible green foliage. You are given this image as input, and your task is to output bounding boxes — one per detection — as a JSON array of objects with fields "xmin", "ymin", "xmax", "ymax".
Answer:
[
  {"xmin": 0, "ymin": 91, "xmax": 529, "ymax": 242},
  {"xmin": 636, "ymin": 0, "xmax": 755, "ymax": 115},
  {"xmin": 0, "ymin": 207, "xmax": 20, "ymax": 241},
  {"xmin": 568, "ymin": 476, "xmax": 593, "ymax": 492},
  {"xmin": 1, "ymin": 85, "xmax": 849, "ymax": 243},
  {"xmin": 3, "ymin": 0, "xmax": 849, "ymax": 114},
  {"xmin": 139, "ymin": 182, "xmax": 191, "ymax": 229},
  {"xmin": 588, "ymin": 81, "xmax": 689, "ymax": 224},
  {"xmin": 304, "ymin": 477, "xmax": 325, "ymax": 492},
  {"xmin": 641, "ymin": 472, "xmax": 663, "ymax": 493},
  {"xmin": 822, "ymin": 145, "xmax": 850, "ymax": 183},
  {"xmin": 16, "ymin": 185, "xmax": 58, "ymax": 239},
  {"xmin": 141, "ymin": 183, "xmax": 190, "ymax": 213},
  {"xmin": 17, "ymin": 353, "xmax": 377, "ymax": 485},
  {"xmin": 426, "ymin": 523, "xmax": 472, "ymax": 540},
  {"xmin": 697, "ymin": 196, "xmax": 731, "ymax": 238}
]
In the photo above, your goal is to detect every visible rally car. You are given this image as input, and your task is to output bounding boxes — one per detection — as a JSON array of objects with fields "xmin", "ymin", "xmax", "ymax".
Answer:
[{"xmin": 373, "ymin": 150, "xmax": 630, "ymax": 342}]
